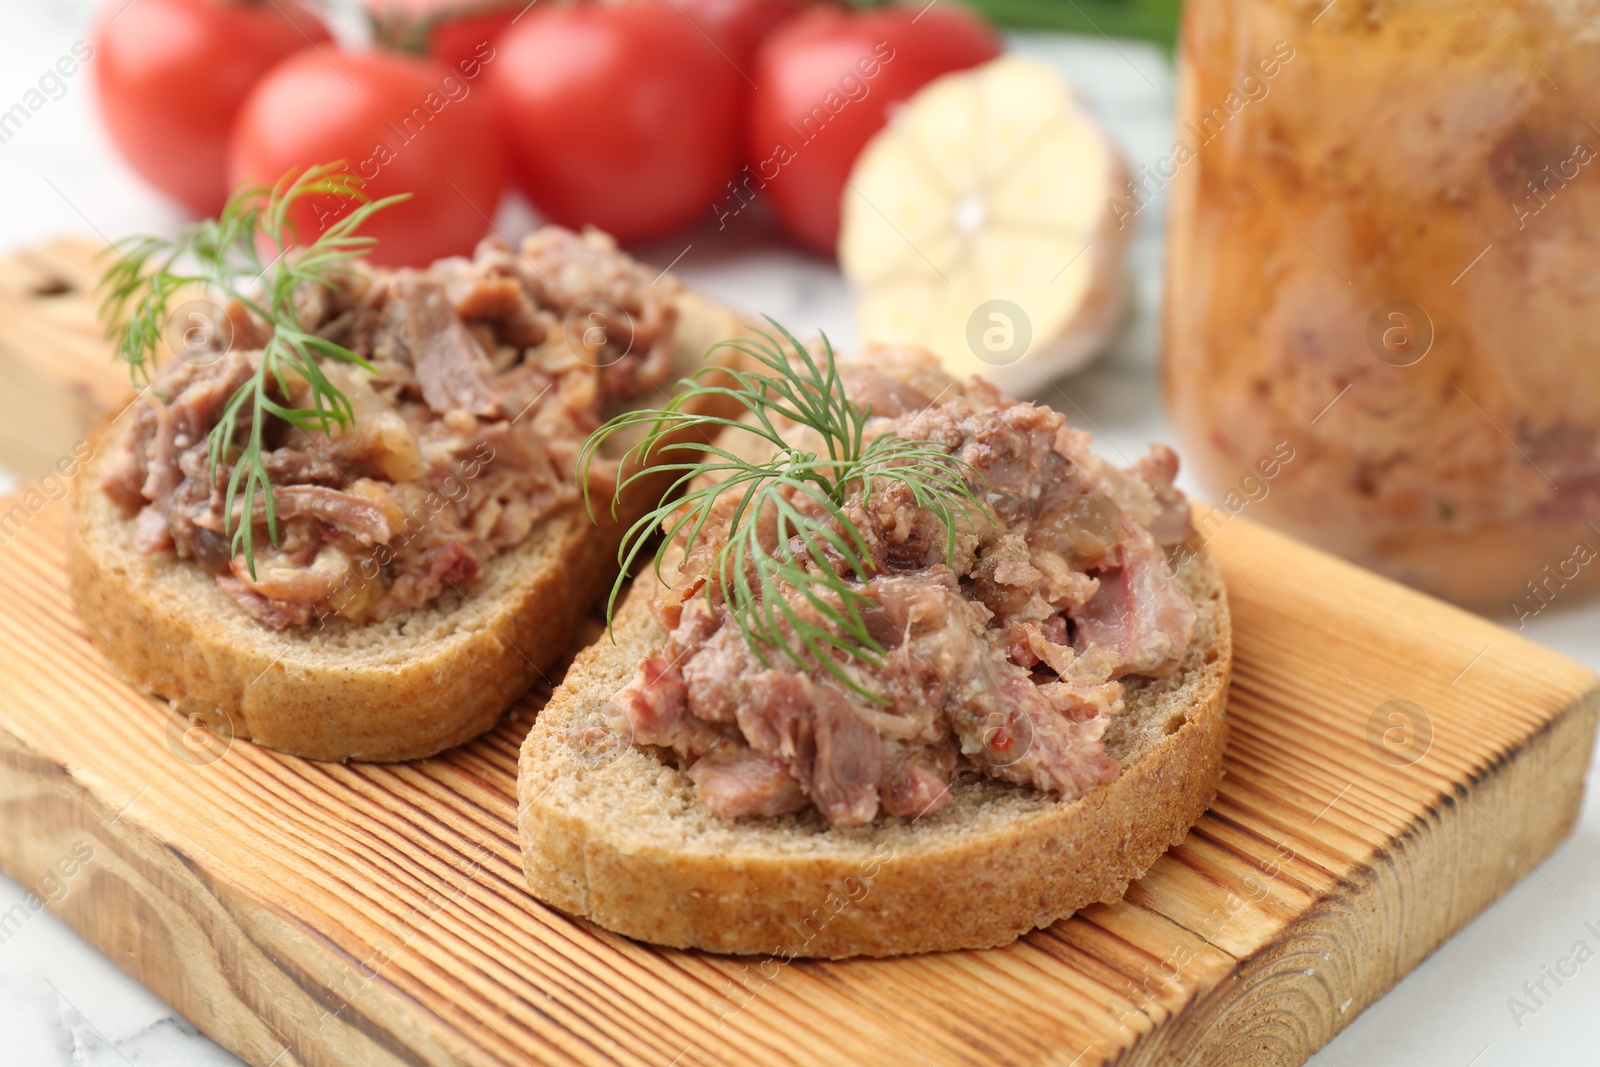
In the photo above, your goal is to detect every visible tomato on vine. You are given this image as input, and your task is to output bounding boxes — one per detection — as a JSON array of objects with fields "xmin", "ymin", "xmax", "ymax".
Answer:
[
  {"xmin": 228, "ymin": 47, "xmax": 506, "ymax": 266},
  {"xmin": 747, "ymin": 3, "xmax": 1000, "ymax": 255},
  {"xmin": 364, "ymin": 0, "xmax": 526, "ymax": 71},
  {"xmin": 489, "ymin": 0, "xmax": 744, "ymax": 242},
  {"xmin": 93, "ymin": 0, "xmax": 333, "ymax": 215}
]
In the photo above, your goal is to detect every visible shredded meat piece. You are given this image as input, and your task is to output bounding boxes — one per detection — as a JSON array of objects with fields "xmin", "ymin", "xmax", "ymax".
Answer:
[
  {"xmin": 386, "ymin": 275, "xmax": 504, "ymax": 417},
  {"xmin": 229, "ymin": 541, "xmax": 353, "ymax": 604},
  {"xmin": 1070, "ymin": 524, "xmax": 1197, "ymax": 677},
  {"xmin": 512, "ymin": 227, "xmax": 678, "ymax": 398},
  {"xmin": 259, "ymin": 447, "xmax": 348, "ymax": 486},
  {"xmin": 100, "ymin": 228, "xmax": 678, "ymax": 629},
  {"xmin": 216, "ymin": 575, "xmax": 317, "ymax": 629},
  {"xmin": 1136, "ymin": 444, "xmax": 1196, "ymax": 546},
  {"xmin": 199, "ymin": 484, "xmax": 394, "ymax": 546},
  {"xmin": 103, "ymin": 406, "xmax": 154, "ymax": 510},
  {"xmin": 604, "ymin": 349, "xmax": 1198, "ymax": 826},
  {"xmin": 607, "ymin": 657, "xmax": 689, "ymax": 746},
  {"xmin": 117, "ymin": 351, "xmax": 257, "ymax": 553},
  {"xmin": 809, "ymin": 687, "xmax": 885, "ymax": 825},
  {"xmin": 732, "ymin": 671, "xmax": 818, "ymax": 766},
  {"xmin": 134, "ymin": 505, "xmax": 172, "ymax": 554},
  {"xmin": 446, "ymin": 274, "xmax": 548, "ymax": 348},
  {"xmin": 689, "ymin": 745, "xmax": 808, "ymax": 818},
  {"xmin": 880, "ymin": 742, "xmax": 957, "ymax": 818},
  {"xmin": 604, "ymin": 657, "xmax": 726, "ymax": 756}
]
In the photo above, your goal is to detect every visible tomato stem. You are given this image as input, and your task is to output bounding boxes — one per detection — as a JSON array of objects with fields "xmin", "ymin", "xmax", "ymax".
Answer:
[
  {"xmin": 367, "ymin": 11, "xmax": 435, "ymax": 56},
  {"xmin": 366, "ymin": 0, "xmax": 523, "ymax": 57}
]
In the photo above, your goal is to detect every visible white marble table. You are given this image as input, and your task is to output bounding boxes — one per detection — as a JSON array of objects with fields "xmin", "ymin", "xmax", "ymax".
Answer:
[{"xmin": 2, "ymin": 2, "xmax": 1597, "ymax": 1064}]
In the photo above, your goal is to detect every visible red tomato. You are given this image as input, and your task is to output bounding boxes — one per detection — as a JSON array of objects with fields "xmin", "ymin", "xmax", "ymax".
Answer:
[
  {"xmin": 489, "ymin": 1, "xmax": 743, "ymax": 243},
  {"xmin": 228, "ymin": 48, "xmax": 505, "ymax": 267},
  {"xmin": 92, "ymin": 0, "xmax": 332, "ymax": 215},
  {"xmin": 674, "ymin": 0, "xmax": 818, "ymax": 65},
  {"xmin": 365, "ymin": 0, "xmax": 523, "ymax": 72},
  {"xmin": 747, "ymin": 3, "xmax": 1000, "ymax": 255}
]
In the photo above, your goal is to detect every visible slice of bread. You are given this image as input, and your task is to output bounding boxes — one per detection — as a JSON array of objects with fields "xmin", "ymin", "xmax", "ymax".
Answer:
[
  {"xmin": 68, "ymin": 289, "xmax": 749, "ymax": 763},
  {"xmin": 517, "ymin": 540, "xmax": 1231, "ymax": 958}
]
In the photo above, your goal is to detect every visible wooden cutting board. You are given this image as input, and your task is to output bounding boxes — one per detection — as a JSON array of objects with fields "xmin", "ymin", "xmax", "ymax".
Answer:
[{"xmin": 0, "ymin": 240, "xmax": 1595, "ymax": 1067}]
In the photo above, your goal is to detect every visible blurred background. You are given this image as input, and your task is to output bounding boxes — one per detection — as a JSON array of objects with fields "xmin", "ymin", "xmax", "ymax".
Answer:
[{"xmin": 2, "ymin": 0, "xmax": 1599, "ymax": 1063}]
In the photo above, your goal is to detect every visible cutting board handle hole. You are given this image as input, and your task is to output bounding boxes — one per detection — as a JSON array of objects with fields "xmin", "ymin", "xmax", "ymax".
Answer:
[{"xmin": 32, "ymin": 276, "xmax": 74, "ymax": 298}]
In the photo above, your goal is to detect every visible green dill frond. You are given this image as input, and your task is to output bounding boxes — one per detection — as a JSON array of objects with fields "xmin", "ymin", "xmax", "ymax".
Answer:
[
  {"xmin": 96, "ymin": 163, "xmax": 408, "ymax": 576},
  {"xmin": 578, "ymin": 319, "xmax": 987, "ymax": 700}
]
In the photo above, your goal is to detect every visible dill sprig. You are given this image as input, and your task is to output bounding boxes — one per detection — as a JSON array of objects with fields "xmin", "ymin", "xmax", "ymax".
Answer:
[
  {"xmin": 97, "ymin": 164, "xmax": 407, "ymax": 576},
  {"xmin": 579, "ymin": 320, "xmax": 986, "ymax": 699}
]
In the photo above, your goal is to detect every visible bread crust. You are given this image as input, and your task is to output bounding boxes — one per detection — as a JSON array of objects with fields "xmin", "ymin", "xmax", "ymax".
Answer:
[
  {"xmin": 517, "ymin": 546, "xmax": 1232, "ymax": 958},
  {"xmin": 68, "ymin": 290, "xmax": 748, "ymax": 763}
]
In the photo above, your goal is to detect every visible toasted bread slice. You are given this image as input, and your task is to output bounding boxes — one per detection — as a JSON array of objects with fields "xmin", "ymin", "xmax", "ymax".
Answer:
[
  {"xmin": 517, "ymin": 542, "xmax": 1231, "ymax": 958},
  {"xmin": 68, "ymin": 290, "xmax": 748, "ymax": 763}
]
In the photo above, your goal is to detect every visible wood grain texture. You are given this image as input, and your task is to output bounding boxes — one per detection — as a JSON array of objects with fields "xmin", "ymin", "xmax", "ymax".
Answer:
[{"xmin": 0, "ymin": 239, "xmax": 1596, "ymax": 1067}]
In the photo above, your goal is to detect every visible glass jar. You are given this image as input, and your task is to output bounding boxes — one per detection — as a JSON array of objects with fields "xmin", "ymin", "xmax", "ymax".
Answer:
[{"xmin": 1164, "ymin": 0, "xmax": 1600, "ymax": 616}]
